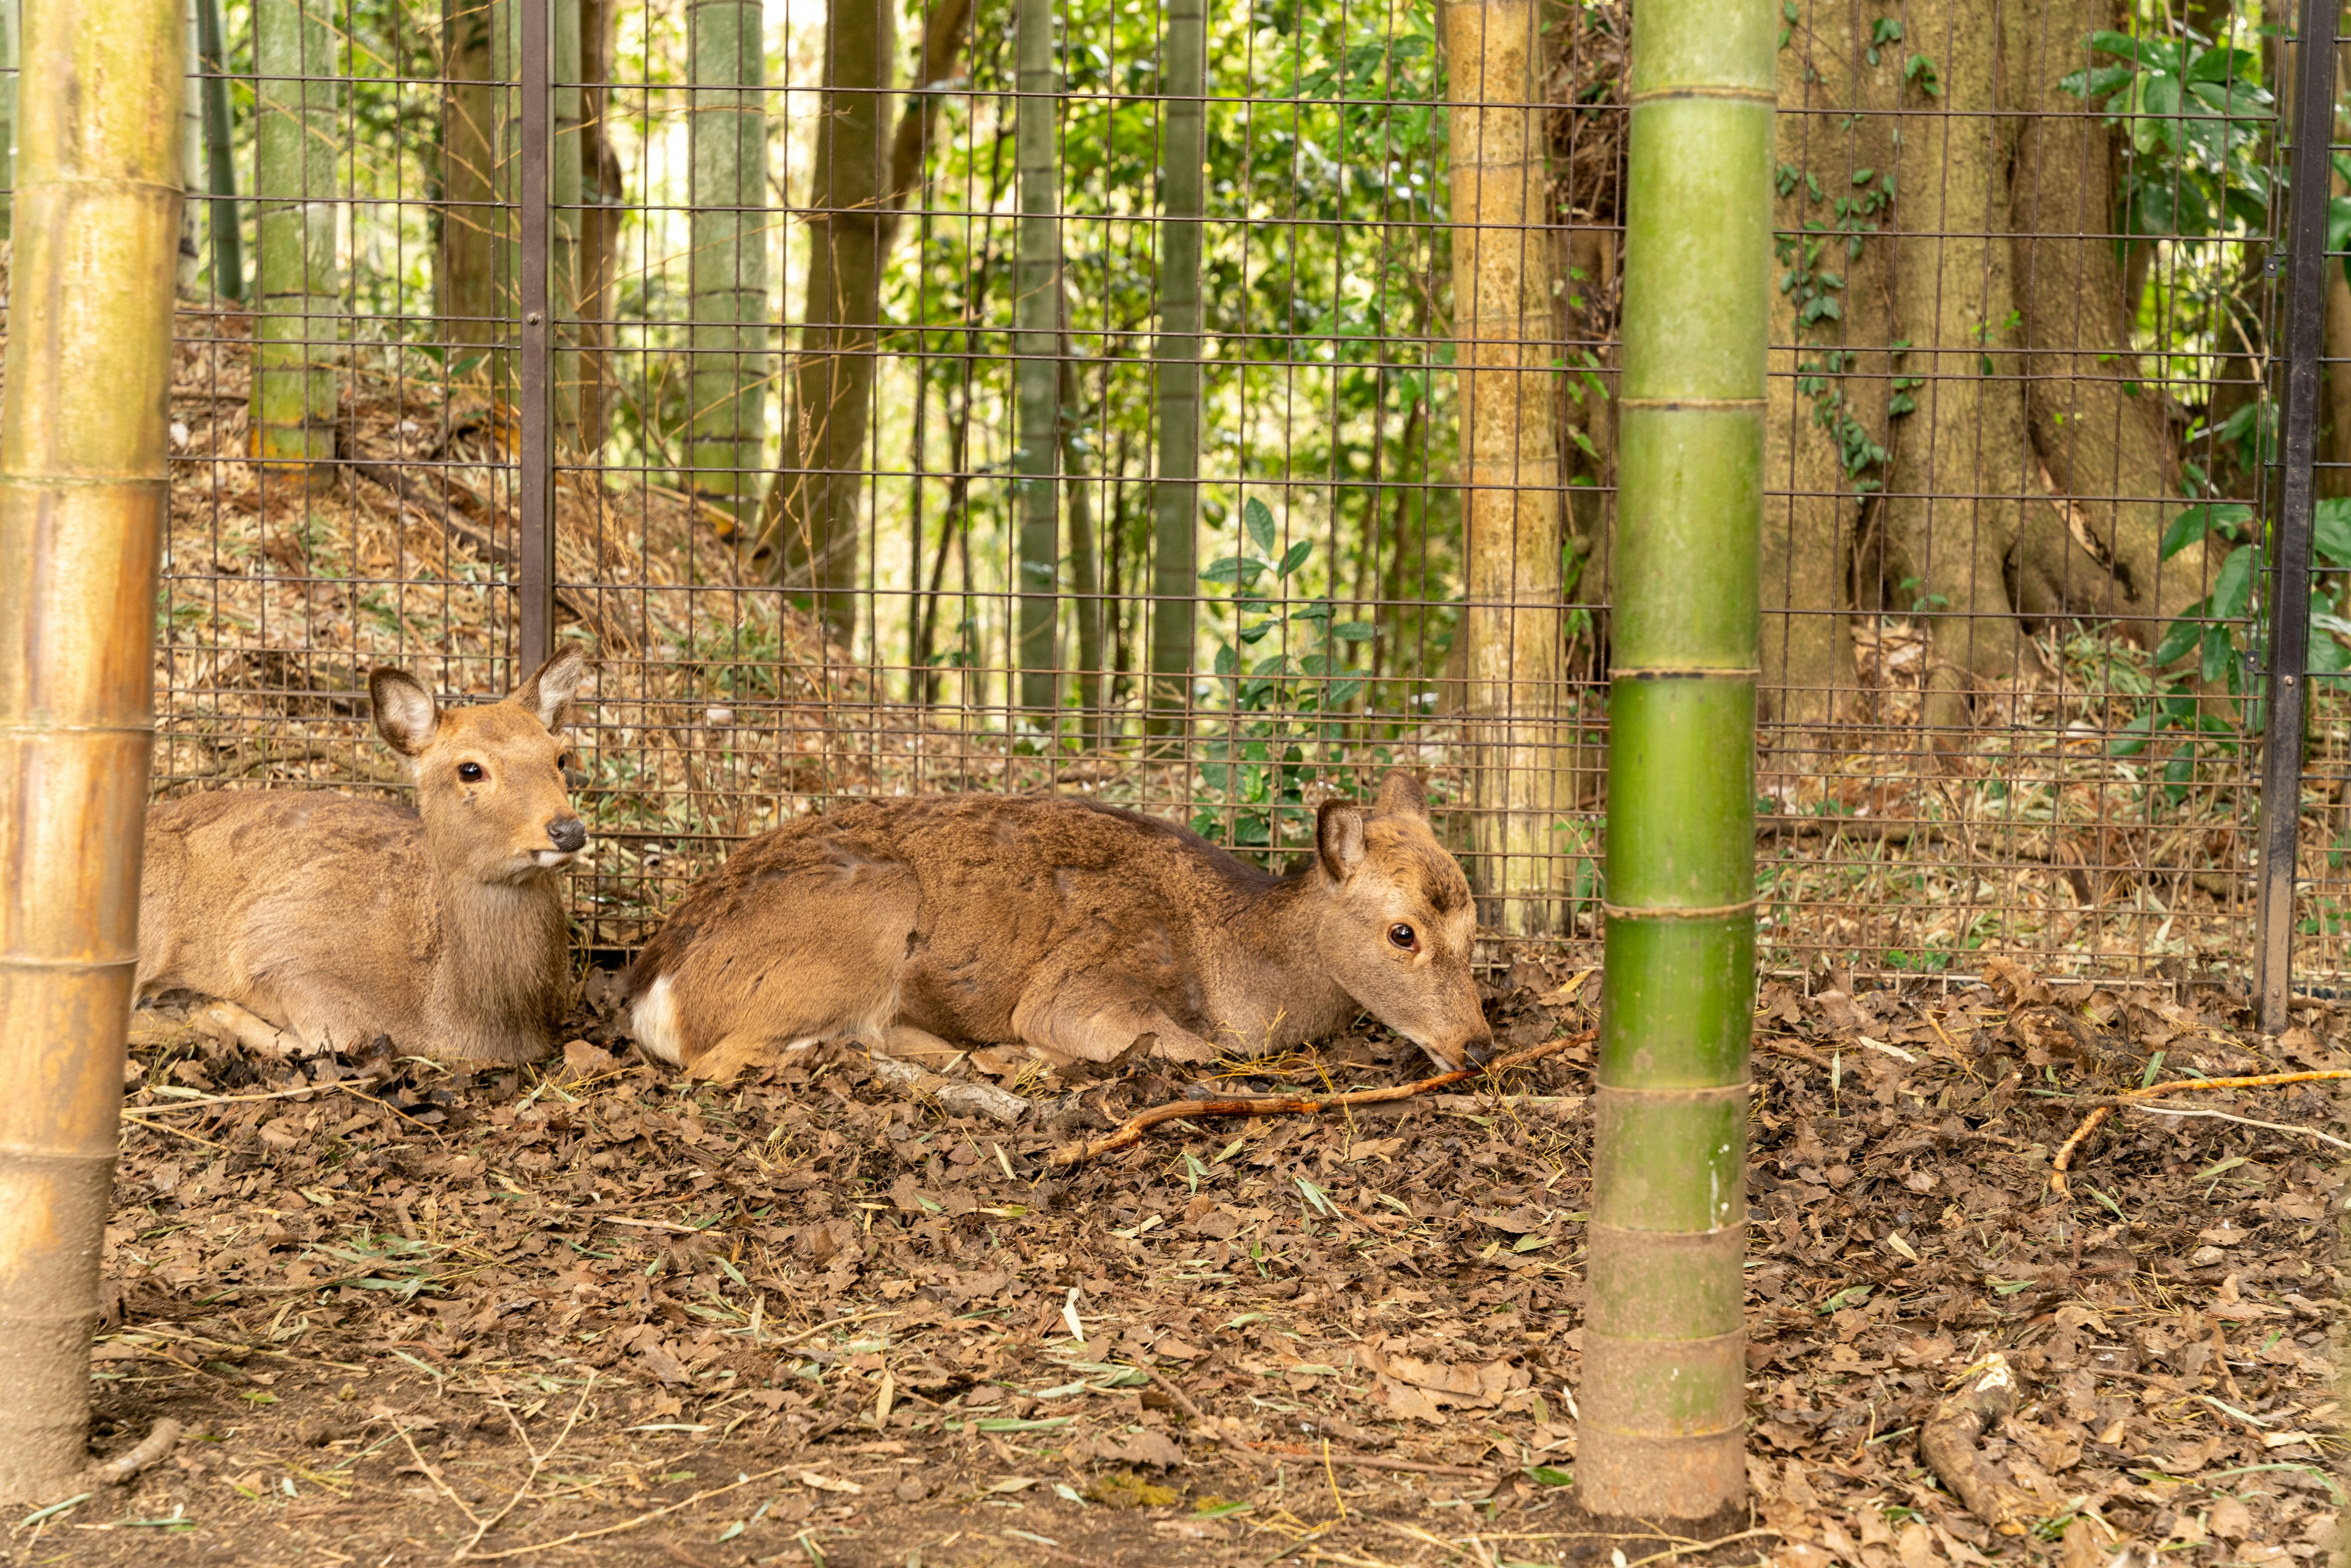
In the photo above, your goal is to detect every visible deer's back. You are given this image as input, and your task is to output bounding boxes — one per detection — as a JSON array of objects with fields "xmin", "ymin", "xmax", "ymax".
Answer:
[
  {"xmin": 140, "ymin": 790, "xmax": 439, "ymax": 1020},
  {"xmin": 634, "ymin": 793, "xmax": 1272, "ymax": 1037}
]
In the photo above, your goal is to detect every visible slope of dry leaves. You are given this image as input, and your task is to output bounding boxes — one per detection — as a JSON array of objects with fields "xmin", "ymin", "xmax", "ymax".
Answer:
[{"xmin": 1, "ymin": 961, "xmax": 2342, "ymax": 1568}]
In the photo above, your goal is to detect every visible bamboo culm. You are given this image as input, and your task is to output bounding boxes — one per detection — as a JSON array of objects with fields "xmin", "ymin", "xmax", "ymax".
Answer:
[
  {"xmin": 1146, "ymin": 0, "xmax": 1205, "ymax": 735},
  {"xmin": 1577, "ymin": 0, "xmax": 1772, "ymax": 1524},
  {"xmin": 685, "ymin": 0, "xmax": 768, "ymax": 518},
  {"xmin": 0, "ymin": 0, "xmax": 183, "ymax": 1504},
  {"xmin": 250, "ymin": 0, "xmax": 340, "ymax": 473}
]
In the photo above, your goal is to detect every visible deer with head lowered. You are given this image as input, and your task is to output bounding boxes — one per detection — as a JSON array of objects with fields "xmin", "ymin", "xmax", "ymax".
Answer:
[
  {"xmin": 136, "ymin": 648, "xmax": 592, "ymax": 1063},
  {"xmin": 624, "ymin": 770, "xmax": 1492, "ymax": 1081}
]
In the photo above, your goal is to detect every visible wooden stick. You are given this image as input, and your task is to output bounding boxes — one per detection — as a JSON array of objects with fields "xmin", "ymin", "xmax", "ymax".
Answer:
[
  {"xmin": 1048, "ymin": 1033, "xmax": 1590, "ymax": 1168},
  {"xmin": 2050, "ymin": 1070, "xmax": 2349, "ymax": 1196}
]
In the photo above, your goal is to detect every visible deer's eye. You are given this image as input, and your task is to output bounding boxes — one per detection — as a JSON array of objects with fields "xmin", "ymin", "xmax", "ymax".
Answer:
[
  {"xmin": 1388, "ymin": 923, "xmax": 1417, "ymax": 950},
  {"xmin": 458, "ymin": 762, "xmax": 486, "ymax": 782}
]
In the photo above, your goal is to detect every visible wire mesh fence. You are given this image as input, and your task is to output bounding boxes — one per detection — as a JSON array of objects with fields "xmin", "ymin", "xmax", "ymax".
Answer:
[{"xmin": 72, "ymin": 0, "xmax": 2351, "ymax": 993}]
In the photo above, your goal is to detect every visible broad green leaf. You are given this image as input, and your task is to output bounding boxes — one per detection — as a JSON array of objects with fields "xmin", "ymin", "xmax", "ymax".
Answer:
[
  {"xmin": 2316, "ymin": 499, "xmax": 2351, "ymax": 568},
  {"xmin": 1330, "ymin": 621, "xmax": 1376, "ymax": 641},
  {"xmin": 1244, "ymin": 497, "xmax": 1277, "ymax": 553},
  {"xmin": 2210, "ymin": 542, "xmax": 2253, "ymax": 620},
  {"xmin": 1277, "ymin": 539, "xmax": 1314, "ymax": 577}
]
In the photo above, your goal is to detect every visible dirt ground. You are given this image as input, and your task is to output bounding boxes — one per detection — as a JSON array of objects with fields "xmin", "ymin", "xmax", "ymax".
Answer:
[{"xmin": 2, "ymin": 958, "xmax": 2344, "ymax": 1568}]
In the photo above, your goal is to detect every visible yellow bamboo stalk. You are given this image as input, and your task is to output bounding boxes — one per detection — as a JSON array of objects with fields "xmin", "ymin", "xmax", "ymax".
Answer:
[{"xmin": 0, "ymin": 0, "xmax": 183, "ymax": 1504}]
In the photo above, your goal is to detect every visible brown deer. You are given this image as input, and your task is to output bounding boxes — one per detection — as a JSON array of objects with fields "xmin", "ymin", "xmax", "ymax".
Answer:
[
  {"xmin": 623, "ymin": 771, "xmax": 1491, "ymax": 1081},
  {"xmin": 136, "ymin": 648, "xmax": 591, "ymax": 1063}
]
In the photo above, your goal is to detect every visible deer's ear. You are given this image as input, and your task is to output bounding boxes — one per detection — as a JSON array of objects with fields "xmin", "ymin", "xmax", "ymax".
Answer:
[
  {"xmin": 369, "ymin": 668, "xmax": 440, "ymax": 756},
  {"xmin": 1374, "ymin": 770, "xmax": 1429, "ymax": 821},
  {"xmin": 1316, "ymin": 799, "xmax": 1367, "ymax": 883},
  {"xmin": 513, "ymin": 644, "xmax": 591, "ymax": 731}
]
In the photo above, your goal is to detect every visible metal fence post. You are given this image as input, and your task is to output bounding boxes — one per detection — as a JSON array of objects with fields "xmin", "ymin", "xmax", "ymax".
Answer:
[
  {"xmin": 2255, "ymin": 0, "xmax": 2339, "ymax": 1032},
  {"xmin": 517, "ymin": 0, "xmax": 555, "ymax": 675}
]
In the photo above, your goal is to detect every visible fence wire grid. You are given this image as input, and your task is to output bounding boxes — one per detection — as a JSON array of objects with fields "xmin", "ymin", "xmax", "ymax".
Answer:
[{"xmin": 43, "ymin": 0, "xmax": 2351, "ymax": 993}]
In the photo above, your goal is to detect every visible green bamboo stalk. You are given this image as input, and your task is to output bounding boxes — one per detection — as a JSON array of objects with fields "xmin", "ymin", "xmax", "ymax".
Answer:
[
  {"xmin": 686, "ymin": 0, "xmax": 768, "ymax": 519},
  {"xmin": 1013, "ymin": 0, "xmax": 1062, "ymax": 717},
  {"xmin": 179, "ymin": 0, "xmax": 202, "ymax": 292},
  {"xmin": 1145, "ymin": 0, "xmax": 1204, "ymax": 736},
  {"xmin": 250, "ymin": 0, "xmax": 340, "ymax": 474},
  {"xmin": 1578, "ymin": 0, "xmax": 1771, "ymax": 1524},
  {"xmin": 195, "ymin": 0, "xmax": 242, "ymax": 301},
  {"xmin": 0, "ymin": 0, "xmax": 182, "ymax": 1503}
]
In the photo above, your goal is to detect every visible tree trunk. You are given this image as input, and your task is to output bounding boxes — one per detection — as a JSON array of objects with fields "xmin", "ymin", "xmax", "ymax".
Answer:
[
  {"xmin": 756, "ymin": 0, "xmax": 894, "ymax": 643},
  {"xmin": 179, "ymin": 0, "xmax": 203, "ymax": 294},
  {"xmin": 686, "ymin": 0, "xmax": 768, "ymax": 518},
  {"xmin": 550, "ymin": 0, "xmax": 583, "ymax": 450},
  {"xmin": 0, "ymin": 0, "xmax": 181, "ymax": 1503},
  {"xmin": 1760, "ymin": 1, "xmax": 1893, "ymax": 745},
  {"xmin": 878, "ymin": 0, "xmax": 975, "ymax": 258},
  {"xmin": 1442, "ymin": 0, "xmax": 1564, "ymax": 939},
  {"xmin": 250, "ymin": 0, "xmax": 341, "ymax": 475},
  {"xmin": 1880, "ymin": 0, "xmax": 2044, "ymax": 737},
  {"xmin": 1147, "ymin": 0, "xmax": 1206, "ymax": 735},
  {"xmin": 577, "ymin": 0, "xmax": 623, "ymax": 451},
  {"xmin": 1578, "ymin": 0, "xmax": 1765, "ymax": 1524},
  {"xmin": 2006, "ymin": 0, "xmax": 2205, "ymax": 648},
  {"xmin": 438, "ymin": 0, "xmax": 498, "ymax": 341},
  {"xmin": 1011, "ymin": 0, "xmax": 1062, "ymax": 717}
]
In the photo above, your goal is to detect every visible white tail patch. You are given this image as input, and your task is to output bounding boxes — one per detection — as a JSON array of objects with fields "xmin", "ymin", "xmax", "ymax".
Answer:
[{"xmin": 631, "ymin": 973, "xmax": 686, "ymax": 1065}]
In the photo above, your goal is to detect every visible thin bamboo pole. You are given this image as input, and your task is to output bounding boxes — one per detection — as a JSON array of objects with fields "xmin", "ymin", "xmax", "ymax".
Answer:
[
  {"xmin": 0, "ymin": 0, "xmax": 182, "ymax": 1504},
  {"xmin": 1577, "ymin": 0, "xmax": 1771, "ymax": 1523},
  {"xmin": 1441, "ymin": 0, "xmax": 1564, "ymax": 939},
  {"xmin": 0, "ymin": 1, "xmax": 15, "ymax": 241},
  {"xmin": 1145, "ymin": 0, "xmax": 1205, "ymax": 737},
  {"xmin": 1013, "ymin": 0, "xmax": 1063, "ymax": 718},
  {"xmin": 249, "ymin": 0, "xmax": 340, "ymax": 473},
  {"xmin": 194, "ymin": 0, "xmax": 242, "ymax": 301},
  {"xmin": 550, "ymin": 0, "xmax": 583, "ymax": 449},
  {"xmin": 686, "ymin": 0, "xmax": 768, "ymax": 519}
]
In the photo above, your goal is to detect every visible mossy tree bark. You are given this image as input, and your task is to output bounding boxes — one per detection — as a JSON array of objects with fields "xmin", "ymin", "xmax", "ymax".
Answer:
[
  {"xmin": 685, "ymin": 0, "xmax": 768, "ymax": 519},
  {"xmin": 438, "ymin": 0, "xmax": 500, "ymax": 343},
  {"xmin": 250, "ymin": 0, "xmax": 341, "ymax": 475},
  {"xmin": 1443, "ymin": 0, "xmax": 1565, "ymax": 939},
  {"xmin": 757, "ymin": 0, "xmax": 894, "ymax": 643},
  {"xmin": 1147, "ymin": 0, "xmax": 1206, "ymax": 736},
  {"xmin": 1575, "ymin": 0, "xmax": 1766, "ymax": 1523},
  {"xmin": 0, "ymin": 0, "xmax": 181, "ymax": 1505}
]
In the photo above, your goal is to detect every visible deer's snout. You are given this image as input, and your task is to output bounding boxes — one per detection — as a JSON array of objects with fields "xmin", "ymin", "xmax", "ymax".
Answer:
[{"xmin": 548, "ymin": 817, "xmax": 588, "ymax": 854}]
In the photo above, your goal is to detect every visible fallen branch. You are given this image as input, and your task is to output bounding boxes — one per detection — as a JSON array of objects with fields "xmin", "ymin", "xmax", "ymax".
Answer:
[
  {"xmin": 84, "ymin": 1419, "xmax": 182, "ymax": 1487},
  {"xmin": 1049, "ymin": 1032, "xmax": 1590, "ymax": 1168},
  {"xmin": 1249, "ymin": 1443, "xmax": 1496, "ymax": 1480},
  {"xmin": 2050, "ymin": 1070, "xmax": 2350, "ymax": 1196},
  {"xmin": 1918, "ymin": 1354, "xmax": 2033, "ymax": 1535}
]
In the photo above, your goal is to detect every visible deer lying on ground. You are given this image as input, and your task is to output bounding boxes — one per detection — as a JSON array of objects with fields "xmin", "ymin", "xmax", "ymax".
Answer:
[
  {"xmin": 624, "ymin": 771, "xmax": 1492, "ymax": 1082},
  {"xmin": 136, "ymin": 648, "xmax": 591, "ymax": 1063}
]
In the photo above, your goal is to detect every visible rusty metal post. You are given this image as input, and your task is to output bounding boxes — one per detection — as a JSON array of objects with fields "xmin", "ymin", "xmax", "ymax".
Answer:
[
  {"xmin": 517, "ymin": 0, "xmax": 555, "ymax": 674},
  {"xmin": 2254, "ymin": 0, "xmax": 2339, "ymax": 1033},
  {"xmin": 0, "ymin": 0, "xmax": 184, "ymax": 1504}
]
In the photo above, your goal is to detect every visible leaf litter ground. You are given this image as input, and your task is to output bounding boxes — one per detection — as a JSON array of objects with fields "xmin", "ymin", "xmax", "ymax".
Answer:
[{"xmin": 6, "ymin": 959, "xmax": 2345, "ymax": 1568}]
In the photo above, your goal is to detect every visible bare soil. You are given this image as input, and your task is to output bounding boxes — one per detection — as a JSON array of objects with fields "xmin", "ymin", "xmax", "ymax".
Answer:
[{"xmin": 3, "ymin": 960, "xmax": 2343, "ymax": 1568}]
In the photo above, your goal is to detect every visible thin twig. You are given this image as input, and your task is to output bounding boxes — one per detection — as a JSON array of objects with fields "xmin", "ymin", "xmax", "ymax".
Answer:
[
  {"xmin": 452, "ymin": 1374, "xmax": 597, "ymax": 1560},
  {"xmin": 2118, "ymin": 1101, "xmax": 2351, "ymax": 1151},
  {"xmin": 1621, "ymin": 1528, "xmax": 1785, "ymax": 1567},
  {"xmin": 84, "ymin": 1420, "xmax": 184, "ymax": 1487},
  {"xmin": 2050, "ymin": 1070, "xmax": 2350, "ymax": 1195},
  {"xmin": 1251, "ymin": 1444, "xmax": 1496, "ymax": 1480},
  {"xmin": 1050, "ymin": 1033, "xmax": 1589, "ymax": 1168},
  {"xmin": 397, "ymin": 1426, "xmax": 485, "ymax": 1529},
  {"xmin": 454, "ymin": 1465, "xmax": 798, "ymax": 1560}
]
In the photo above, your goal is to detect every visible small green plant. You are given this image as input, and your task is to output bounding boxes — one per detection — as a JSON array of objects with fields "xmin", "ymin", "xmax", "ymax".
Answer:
[
  {"xmin": 2058, "ymin": 29, "xmax": 2272, "ymax": 244},
  {"xmin": 1194, "ymin": 497, "xmax": 1382, "ymax": 857}
]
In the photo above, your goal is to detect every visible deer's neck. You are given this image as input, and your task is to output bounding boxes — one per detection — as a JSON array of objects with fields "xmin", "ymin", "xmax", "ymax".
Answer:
[
  {"xmin": 430, "ymin": 871, "xmax": 569, "ymax": 1052},
  {"xmin": 1207, "ymin": 869, "xmax": 1354, "ymax": 1049}
]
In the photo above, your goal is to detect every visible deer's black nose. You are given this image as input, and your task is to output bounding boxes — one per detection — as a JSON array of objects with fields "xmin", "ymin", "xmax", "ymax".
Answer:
[{"xmin": 549, "ymin": 818, "xmax": 588, "ymax": 853}]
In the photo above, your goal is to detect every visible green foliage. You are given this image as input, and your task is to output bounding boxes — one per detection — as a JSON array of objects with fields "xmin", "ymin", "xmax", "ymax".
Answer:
[
  {"xmin": 2059, "ymin": 29, "xmax": 2273, "ymax": 244},
  {"xmin": 1191, "ymin": 498, "xmax": 1383, "ymax": 857}
]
